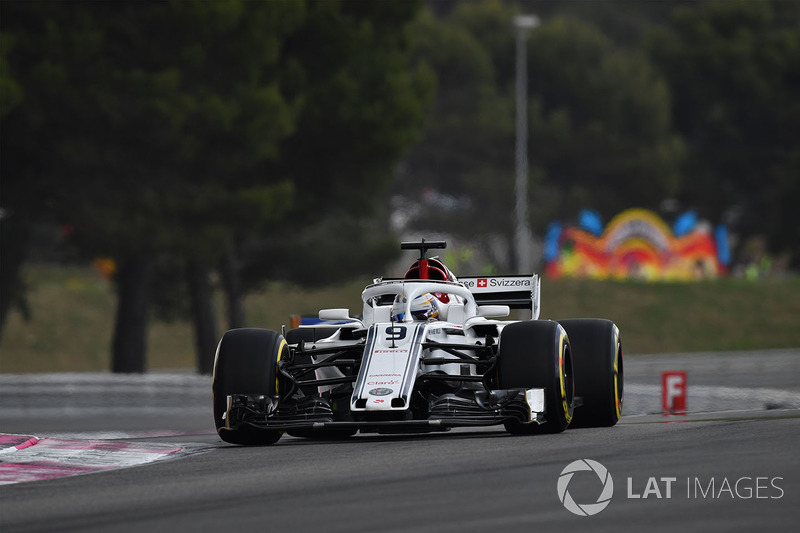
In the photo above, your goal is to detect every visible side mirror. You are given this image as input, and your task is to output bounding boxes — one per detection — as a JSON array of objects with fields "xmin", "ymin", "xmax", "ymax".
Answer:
[
  {"xmin": 477, "ymin": 305, "xmax": 510, "ymax": 318},
  {"xmin": 318, "ymin": 308, "xmax": 352, "ymax": 321}
]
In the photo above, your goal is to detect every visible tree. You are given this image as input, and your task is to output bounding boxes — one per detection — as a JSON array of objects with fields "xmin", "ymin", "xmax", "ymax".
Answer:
[
  {"xmin": 646, "ymin": 0, "xmax": 800, "ymax": 264},
  {"xmin": 527, "ymin": 16, "xmax": 685, "ymax": 225},
  {"xmin": 2, "ymin": 0, "xmax": 432, "ymax": 372},
  {"xmin": 2, "ymin": 0, "xmax": 301, "ymax": 370},
  {"xmin": 396, "ymin": 1, "xmax": 684, "ymax": 269},
  {"xmin": 394, "ymin": 1, "xmax": 518, "ymax": 269},
  {"xmin": 232, "ymin": 0, "xmax": 434, "ymax": 289}
]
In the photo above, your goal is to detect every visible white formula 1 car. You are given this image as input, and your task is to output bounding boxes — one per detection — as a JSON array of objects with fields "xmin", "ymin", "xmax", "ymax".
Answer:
[{"xmin": 213, "ymin": 240, "xmax": 623, "ymax": 445}]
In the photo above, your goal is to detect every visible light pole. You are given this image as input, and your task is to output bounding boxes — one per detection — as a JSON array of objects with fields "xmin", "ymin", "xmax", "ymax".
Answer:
[{"xmin": 513, "ymin": 14, "xmax": 539, "ymax": 274}]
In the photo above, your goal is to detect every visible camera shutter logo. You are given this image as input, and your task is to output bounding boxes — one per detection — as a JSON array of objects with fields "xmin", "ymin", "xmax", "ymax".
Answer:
[{"xmin": 557, "ymin": 459, "xmax": 614, "ymax": 516}]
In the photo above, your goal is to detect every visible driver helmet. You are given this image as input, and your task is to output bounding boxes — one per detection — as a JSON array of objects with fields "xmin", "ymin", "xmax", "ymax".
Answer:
[
  {"xmin": 391, "ymin": 293, "xmax": 439, "ymax": 322},
  {"xmin": 404, "ymin": 258, "xmax": 455, "ymax": 282}
]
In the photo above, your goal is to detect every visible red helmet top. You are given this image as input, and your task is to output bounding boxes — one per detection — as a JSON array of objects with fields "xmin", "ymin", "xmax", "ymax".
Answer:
[{"xmin": 404, "ymin": 257, "xmax": 452, "ymax": 281}]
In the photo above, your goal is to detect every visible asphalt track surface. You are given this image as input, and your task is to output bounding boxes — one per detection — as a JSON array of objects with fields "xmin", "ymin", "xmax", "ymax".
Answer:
[{"xmin": 1, "ymin": 349, "xmax": 799, "ymax": 532}]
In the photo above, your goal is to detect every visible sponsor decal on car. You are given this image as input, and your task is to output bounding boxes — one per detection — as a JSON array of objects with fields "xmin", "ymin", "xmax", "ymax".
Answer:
[
  {"xmin": 461, "ymin": 276, "xmax": 533, "ymax": 292},
  {"xmin": 368, "ymin": 388, "xmax": 394, "ymax": 396}
]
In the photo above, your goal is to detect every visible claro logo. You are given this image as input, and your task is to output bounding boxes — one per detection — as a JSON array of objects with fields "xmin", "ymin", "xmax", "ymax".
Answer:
[{"xmin": 557, "ymin": 459, "xmax": 614, "ymax": 516}]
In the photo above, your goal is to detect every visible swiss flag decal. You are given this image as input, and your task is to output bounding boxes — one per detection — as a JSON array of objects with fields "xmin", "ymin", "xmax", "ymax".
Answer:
[{"xmin": 477, "ymin": 278, "xmax": 488, "ymax": 288}]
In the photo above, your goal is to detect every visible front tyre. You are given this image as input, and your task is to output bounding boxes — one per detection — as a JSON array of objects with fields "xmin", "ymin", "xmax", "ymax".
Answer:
[
  {"xmin": 212, "ymin": 328, "xmax": 286, "ymax": 445},
  {"xmin": 497, "ymin": 321, "xmax": 574, "ymax": 434},
  {"xmin": 559, "ymin": 319, "xmax": 623, "ymax": 428}
]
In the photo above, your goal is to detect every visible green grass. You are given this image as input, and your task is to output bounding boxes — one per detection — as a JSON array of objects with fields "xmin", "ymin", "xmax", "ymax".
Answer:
[
  {"xmin": 1, "ymin": 264, "xmax": 798, "ymax": 373},
  {"xmin": 538, "ymin": 277, "xmax": 800, "ymax": 354}
]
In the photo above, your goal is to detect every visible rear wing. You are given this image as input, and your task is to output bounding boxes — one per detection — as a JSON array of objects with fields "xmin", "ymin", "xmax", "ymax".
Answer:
[{"xmin": 459, "ymin": 275, "xmax": 541, "ymax": 319}]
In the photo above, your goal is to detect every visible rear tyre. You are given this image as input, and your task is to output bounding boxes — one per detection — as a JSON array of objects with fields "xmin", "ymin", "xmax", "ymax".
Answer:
[
  {"xmin": 497, "ymin": 321, "xmax": 574, "ymax": 434},
  {"xmin": 212, "ymin": 328, "xmax": 286, "ymax": 445},
  {"xmin": 558, "ymin": 319, "xmax": 622, "ymax": 428}
]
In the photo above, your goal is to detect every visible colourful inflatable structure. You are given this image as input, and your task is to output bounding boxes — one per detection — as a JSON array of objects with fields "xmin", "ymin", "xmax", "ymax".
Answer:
[{"xmin": 544, "ymin": 208, "xmax": 730, "ymax": 281}]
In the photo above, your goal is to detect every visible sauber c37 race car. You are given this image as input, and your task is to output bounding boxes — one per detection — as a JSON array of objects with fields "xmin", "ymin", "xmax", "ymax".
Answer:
[{"xmin": 212, "ymin": 240, "xmax": 623, "ymax": 445}]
